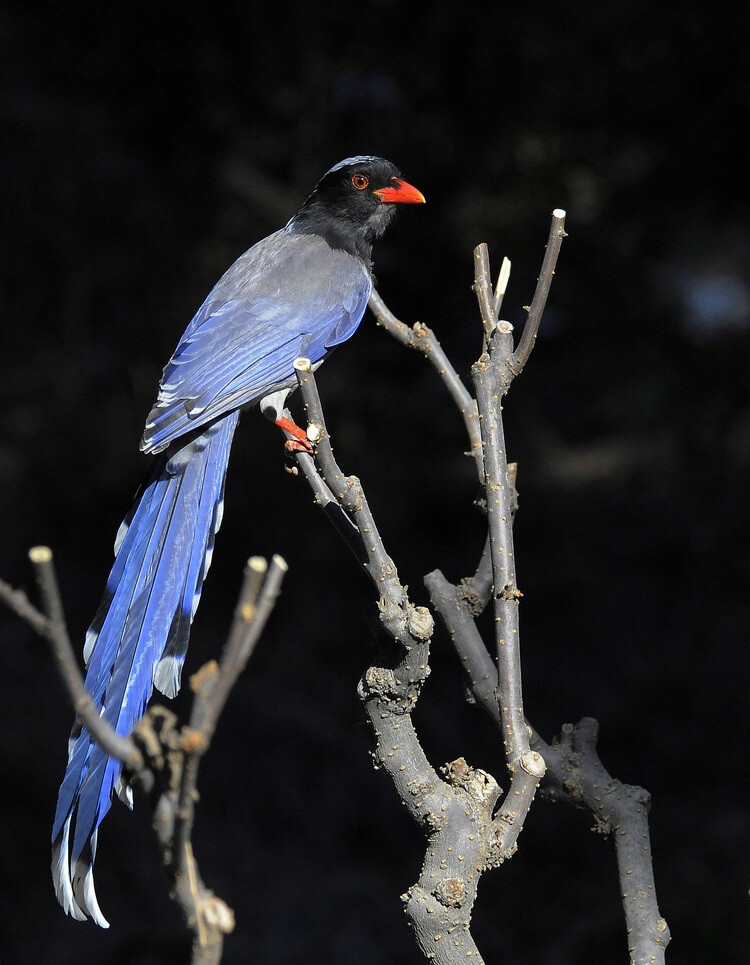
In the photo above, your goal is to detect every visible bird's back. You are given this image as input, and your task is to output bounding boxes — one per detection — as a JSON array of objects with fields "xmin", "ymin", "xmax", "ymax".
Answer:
[{"xmin": 141, "ymin": 229, "xmax": 372, "ymax": 454}]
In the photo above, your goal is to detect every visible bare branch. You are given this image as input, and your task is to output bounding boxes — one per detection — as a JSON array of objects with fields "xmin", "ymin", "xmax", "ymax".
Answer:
[
  {"xmin": 465, "ymin": 227, "xmax": 572, "ymax": 853},
  {"xmin": 293, "ymin": 357, "xmax": 403, "ymax": 611},
  {"xmin": 281, "ymin": 426, "xmax": 369, "ymax": 567},
  {"xmin": 427, "ymin": 569, "xmax": 670, "ymax": 962},
  {"xmin": 427, "ymin": 545, "xmax": 670, "ymax": 963},
  {"xmin": 509, "ymin": 209, "xmax": 567, "ymax": 375},
  {"xmin": 137, "ymin": 705, "xmax": 235, "ymax": 965},
  {"xmin": 171, "ymin": 554, "xmax": 287, "ymax": 913},
  {"xmin": 539, "ymin": 720, "xmax": 671, "ymax": 964},
  {"xmin": 0, "ymin": 572, "xmax": 54, "ymax": 637},
  {"xmin": 1, "ymin": 548, "xmax": 285, "ymax": 963},
  {"xmin": 294, "ymin": 230, "xmax": 564, "ymax": 954},
  {"xmin": 472, "ymin": 244, "xmax": 497, "ymax": 346},
  {"xmin": 426, "ymin": 566, "xmax": 549, "ymax": 757},
  {"xmin": 148, "ymin": 557, "xmax": 284, "ymax": 963},
  {"xmin": 291, "ymin": 358, "xmax": 527, "ymax": 963},
  {"xmin": 191, "ymin": 555, "xmax": 287, "ymax": 747},
  {"xmin": 413, "ymin": 218, "xmax": 666, "ymax": 962},
  {"xmin": 0, "ymin": 548, "xmax": 142, "ymax": 768},
  {"xmin": 425, "ymin": 568, "xmax": 500, "ymax": 727},
  {"xmin": 396, "ymin": 219, "xmax": 567, "ymax": 837},
  {"xmin": 471, "ymin": 342, "xmax": 529, "ymax": 767},
  {"xmin": 369, "ymin": 289, "xmax": 484, "ymax": 481},
  {"xmin": 456, "ymin": 463, "xmax": 516, "ymax": 618}
]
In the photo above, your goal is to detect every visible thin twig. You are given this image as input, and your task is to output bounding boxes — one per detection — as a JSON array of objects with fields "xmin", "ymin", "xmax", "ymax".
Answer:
[
  {"xmin": 173, "ymin": 555, "xmax": 286, "ymax": 884},
  {"xmin": 154, "ymin": 555, "xmax": 285, "ymax": 962},
  {"xmin": 467, "ymin": 251, "xmax": 545, "ymax": 847},
  {"xmin": 509, "ymin": 209, "xmax": 567, "ymax": 375},
  {"xmin": 369, "ymin": 289, "xmax": 484, "ymax": 482},
  {"xmin": 468, "ymin": 220, "xmax": 567, "ymax": 777},
  {"xmin": 280, "ymin": 423, "xmax": 369, "ymax": 566},
  {"xmin": 1, "ymin": 547, "xmax": 286, "ymax": 963},
  {"xmin": 292, "ymin": 357, "xmax": 402, "ymax": 608},
  {"xmin": 472, "ymin": 245, "xmax": 497, "ymax": 347},
  {"xmin": 425, "ymin": 569, "xmax": 500, "ymax": 727},
  {"xmin": 191, "ymin": 555, "xmax": 287, "ymax": 746},
  {"xmin": 0, "ymin": 548, "xmax": 142, "ymax": 768}
]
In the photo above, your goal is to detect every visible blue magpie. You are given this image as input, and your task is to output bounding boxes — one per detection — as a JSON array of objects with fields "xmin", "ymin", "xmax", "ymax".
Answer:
[{"xmin": 51, "ymin": 156, "xmax": 425, "ymax": 926}]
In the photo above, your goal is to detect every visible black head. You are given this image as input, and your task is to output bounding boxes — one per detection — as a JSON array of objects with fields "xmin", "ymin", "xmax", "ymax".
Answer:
[{"xmin": 288, "ymin": 156, "xmax": 425, "ymax": 262}]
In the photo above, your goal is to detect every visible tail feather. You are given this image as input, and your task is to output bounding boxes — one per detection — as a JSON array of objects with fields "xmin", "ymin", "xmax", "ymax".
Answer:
[
  {"xmin": 71, "ymin": 461, "xmax": 196, "ymax": 861},
  {"xmin": 153, "ymin": 417, "xmax": 233, "ymax": 697},
  {"xmin": 83, "ymin": 471, "xmax": 175, "ymax": 698},
  {"xmin": 84, "ymin": 468, "xmax": 165, "ymax": 668},
  {"xmin": 153, "ymin": 433, "xmax": 213, "ymax": 697},
  {"xmin": 52, "ymin": 411, "xmax": 240, "ymax": 924}
]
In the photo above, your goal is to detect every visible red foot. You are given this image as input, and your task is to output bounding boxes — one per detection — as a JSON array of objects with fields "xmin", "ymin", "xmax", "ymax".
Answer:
[
  {"xmin": 284, "ymin": 438, "xmax": 314, "ymax": 453},
  {"xmin": 276, "ymin": 416, "xmax": 314, "ymax": 453}
]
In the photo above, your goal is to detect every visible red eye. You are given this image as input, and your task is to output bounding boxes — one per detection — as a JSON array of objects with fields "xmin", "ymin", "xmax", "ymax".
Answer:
[{"xmin": 351, "ymin": 174, "xmax": 369, "ymax": 190}]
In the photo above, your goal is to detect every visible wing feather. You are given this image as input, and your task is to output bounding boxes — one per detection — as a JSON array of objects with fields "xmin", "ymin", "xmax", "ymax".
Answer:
[{"xmin": 141, "ymin": 231, "xmax": 371, "ymax": 454}]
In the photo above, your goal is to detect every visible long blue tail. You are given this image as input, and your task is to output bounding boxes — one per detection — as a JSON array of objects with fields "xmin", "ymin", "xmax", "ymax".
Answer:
[{"xmin": 51, "ymin": 410, "xmax": 240, "ymax": 926}]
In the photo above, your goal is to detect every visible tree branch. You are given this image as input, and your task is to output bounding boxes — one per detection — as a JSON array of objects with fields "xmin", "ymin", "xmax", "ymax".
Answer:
[
  {"xmin": 538, "ymin": 719, "xmax": 671, "ymax": 964},
  {"xmin": 292, "ymin": 357, "xmax": 404, "ymax": 613},
  {"xmin": 1, "ymin": 548, "xmax": 286, "ymax": 963},
  {"xmin": 280, "ymin": 419, "xmax": 370, "ymax": 567},
  {"xmin": 426, "ymin": 566, "xmax": 670, "ymax": 962},
  {"xmin": 369, "ymin": 289, "xmax": 484, "ymax": 482},
  {"xmin": 509, "ymin": 208, "xmax": 567, "ymax": 376},
  {"xmin": 289, "ymin": 357, "xmax": 549, "ymax": 962},
  {"xmin": 284, "ymin": 215, "xmax": 571, "ymax": 958},
  {"xmin": 472, "ymin": 341, "xmax": 529, "ymax": 767},
  {"xmin": 379, "ymin": 211, "xmax": 667, "ymax": 961},
  {"xmin": 472, "ymin": 244, "xmax": 498, "ymax": 347},
  {"xmin": 188, "ymin": 555, "xmax": 287, "ymax": 747},
  {"xmin": 0, "ymin": 547, "xmax": 142, "ymax": 769}
]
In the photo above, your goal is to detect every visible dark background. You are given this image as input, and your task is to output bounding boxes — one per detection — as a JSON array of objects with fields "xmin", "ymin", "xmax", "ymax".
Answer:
[{"xmin": 1, "ymin": 1, "xmax": 748, "ymax": 962}]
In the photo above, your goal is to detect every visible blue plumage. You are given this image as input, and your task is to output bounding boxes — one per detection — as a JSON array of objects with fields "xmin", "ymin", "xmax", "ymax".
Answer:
[
  {"xmin": 51, "ymin": 156, "xmax": 423, "ymax": 926},
  {"xmin": 141, "ymin": 232, "xmax": 371, "ymax": 453},
  {"xmin": 52, "ymin": 413, "xmax": 240, "ymax": 925}
]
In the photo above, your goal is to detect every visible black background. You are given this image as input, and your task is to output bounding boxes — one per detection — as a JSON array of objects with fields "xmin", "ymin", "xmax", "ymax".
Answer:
[{"xmin": 1, "ymin": 1, "xmax": 748, "ymax": 962}]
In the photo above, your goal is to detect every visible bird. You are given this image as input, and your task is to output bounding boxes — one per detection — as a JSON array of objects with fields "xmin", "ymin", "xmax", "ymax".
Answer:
[{"xmin": 51, "ymin": 156, "xmax": 425, "ymax": 926}]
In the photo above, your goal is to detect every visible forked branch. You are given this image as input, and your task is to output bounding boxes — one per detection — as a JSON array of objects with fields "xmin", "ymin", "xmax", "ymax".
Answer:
[
  {"xmin": 0, "ymin": 550, "xmax": 286, "ymax": 965},
  {"xmin": 403, "ymin": 210, "xmax": 668, "ymax": 963},
  {"xmin": 289, "ymin": 355, "xmax": 554, "ymax": 963},
  {"xmin": 368, "ymin": 289, "xmax": 484, "ymax": 482},
  {"xmin": 280, "ymin": 213, "xmax": 572, "ymax": 961}
]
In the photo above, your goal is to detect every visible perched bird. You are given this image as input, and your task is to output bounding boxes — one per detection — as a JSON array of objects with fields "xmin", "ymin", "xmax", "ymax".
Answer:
[{"xmin": 52, "ymin": 156, "xmax": 424, "ymax": 926}]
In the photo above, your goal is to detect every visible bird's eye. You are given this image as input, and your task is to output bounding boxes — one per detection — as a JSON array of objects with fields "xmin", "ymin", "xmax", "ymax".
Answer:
[{"xmin": 351, "ymin": 174, "xmax": 369, "ymax": 190}]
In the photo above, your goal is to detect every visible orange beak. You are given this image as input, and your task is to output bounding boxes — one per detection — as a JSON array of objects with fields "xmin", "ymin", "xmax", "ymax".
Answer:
[{"xmin": 373, "ymin": 178, "xmax": 426, "ymax": 204}]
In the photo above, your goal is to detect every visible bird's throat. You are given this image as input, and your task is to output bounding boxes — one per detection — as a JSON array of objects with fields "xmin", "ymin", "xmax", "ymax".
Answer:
[{"xmin": 289, "ymin": 202, "xmax": 395, "ymax": 263}]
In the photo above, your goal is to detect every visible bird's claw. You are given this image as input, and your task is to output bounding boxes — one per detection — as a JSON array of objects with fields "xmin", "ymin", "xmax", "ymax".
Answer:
[
  {"xmin": 275, "ymin": 415, "xmax": 315, "ymax": 453},
  {"xmin": 284, "ymin": 438, "xmax": 314, "ymax": 454}
]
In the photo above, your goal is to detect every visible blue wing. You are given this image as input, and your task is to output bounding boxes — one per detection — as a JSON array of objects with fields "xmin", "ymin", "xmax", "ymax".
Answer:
[{"xmin": 142, "ymin": 229, "xmax": 372, "ymax": 453}]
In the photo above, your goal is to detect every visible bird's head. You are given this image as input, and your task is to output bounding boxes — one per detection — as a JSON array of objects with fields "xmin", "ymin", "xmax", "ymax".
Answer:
[{"xmin": 290, "ymin": 156, "xmax": 425, "ymax": 260}]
